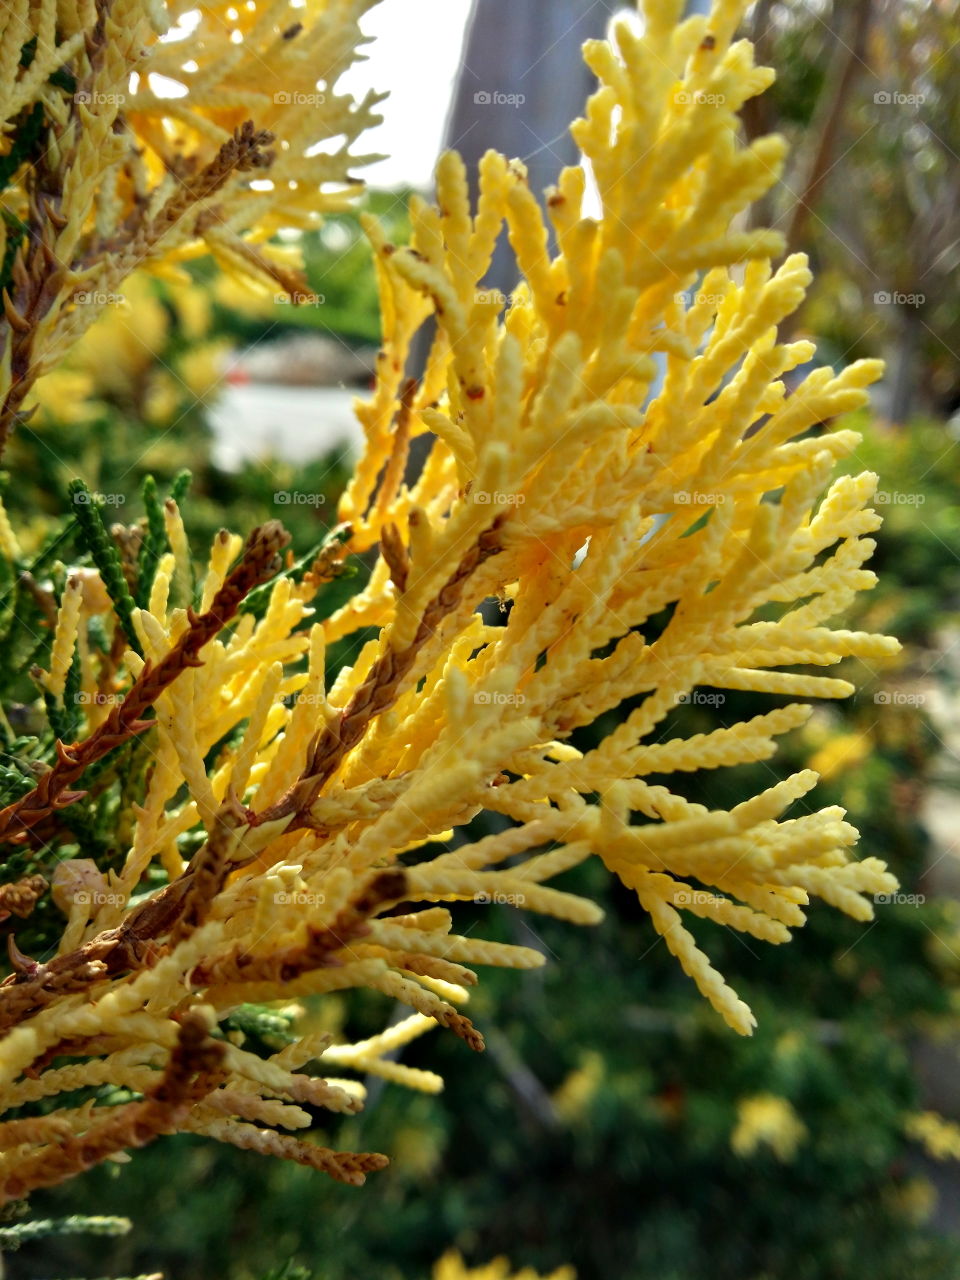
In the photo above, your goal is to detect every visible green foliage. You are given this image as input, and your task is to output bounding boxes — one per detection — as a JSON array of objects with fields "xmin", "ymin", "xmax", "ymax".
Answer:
[
  {"xmin": 67, "ymin": 480, "xmax": 141, "ymax": 654},
  {"xmin": 834, "ymin": 414, "xmax": 960, "ymax": 643},
  {"xmin": 0, "ymin": 1215, "xmax": 131, "ymax": 1250},
  {"xmin": 208, "ymin": 190, "xmax": 413, "ymax": 347},
  {"xmin": 135, "ymin": 475, "xmax": 167, "ymax": 610}
]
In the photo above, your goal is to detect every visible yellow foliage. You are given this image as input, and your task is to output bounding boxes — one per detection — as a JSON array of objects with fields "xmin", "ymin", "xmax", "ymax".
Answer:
[{"xmin": 0, "ymin": 0, "xmax": 382, "ymax": 445}]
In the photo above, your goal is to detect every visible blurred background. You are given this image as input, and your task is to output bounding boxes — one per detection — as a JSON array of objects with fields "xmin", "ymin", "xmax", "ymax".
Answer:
[{"xmin": 5, "ymin": 1, "xmax": 960, "ymax": 1277}]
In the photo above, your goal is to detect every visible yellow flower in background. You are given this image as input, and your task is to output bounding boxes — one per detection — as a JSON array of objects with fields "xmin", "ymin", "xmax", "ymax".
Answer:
[
  {"xmin": 807, "ymin": 731, "xmax": 874, "ymax": 783},
  {"xmin": 165, "ymin": 280, "xmax": 214, "ymax": 344},
  {"xmin": 905, "ymin": 1112, "xmax": 960, "ymax": 1162},
  {"xmin": 177, "ymin": 341, "xmax": 232, "ymax": 404},
  {"xmin": 24, "ymin": 370, "xmax": 98, "ymax": 428},
  {"xmin": 552, "ymin": 1052, "xmax": 605, "ymax": 1123},
  {"xmin": 895, "ymin": 1177, "xmax": 938, "ymax": 1227},
  {"xmin": 732, "ymin": 1094, "xmax": 807, "ymax": 1162},
  {"xmin": 70, "ymin": 276, "xmax": 170, "ymax": 403},
  {"xmin": 213, "ymin": 271, "xmax": 281, "ymax": 317},
  {"xmin": 142, "ymin": 375, "xmax": 184, "ymax": 429},
  {"xmin": 433, "ymin": 1252, "xmax": 576, "ymax": 1280}
]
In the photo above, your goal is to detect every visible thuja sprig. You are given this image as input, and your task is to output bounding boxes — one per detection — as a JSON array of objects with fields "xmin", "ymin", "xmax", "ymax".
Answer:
[
  {"xmin": 169, "ymin": 469, "xmax": 192, "ymax": 508},
  {"xmin": 67, "ymin": 480, "xmax": 141, "ymax": 655},
  {"xmin": 240, "ymin": 521, "xmax": 355, "ymax": 617},
  {"xmin": 135, "ymin": 475, "xmax": 167, "ymax": 609},
  {"xmin": 0, "ymin": 1214, "xmax": 131, "ymax": 1250},
  {"xmin": 224, "ymin": 1003, "xmax": 300, "ymax": 1051},
  {"xmin": 0, "ymin": 521, "xmax": 290, "ymax": 847}
]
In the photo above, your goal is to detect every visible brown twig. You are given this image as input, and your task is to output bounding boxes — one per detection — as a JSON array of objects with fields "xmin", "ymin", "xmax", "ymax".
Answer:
[
  {"xmin": 0, "ymin": 521, "xmax": 290, "ymax": 846},
  {"xmin": 0, "ymin": 199, "xmax": 70, "ymax": 460},
  {"xmin": 203, "ymin": 1122, "xmax": 388, "ymax": 1187},
  {"xmin": 255, "ymin": 515, "xmax": 507, "ymax": 828},
  {"xmin": 189, "ymin": 869, "xmax": 407, "ymax": 988},
  {"xmin": 88, "ymin": 122, "xmax": 275, "ymax": 271},
  {"xmin": 380, "ymin": 522, "xmax": 410, "ymax": 593},
  {"xmin": 0, "ymin": 1011, "xmax": 226, "ymax": 1204},
  {"xmin": 168, "ymin": 796, "xmax": 246, "ymax": 947},
  {"xmin": 372, "ymin": 376, "xmax": 417, "ymax": 520}
]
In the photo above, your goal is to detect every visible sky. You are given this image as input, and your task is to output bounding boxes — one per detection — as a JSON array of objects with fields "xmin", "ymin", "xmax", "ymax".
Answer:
[{"xmin": 338, "ymin": 1, "xmax": 474, "ymax": 189}]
